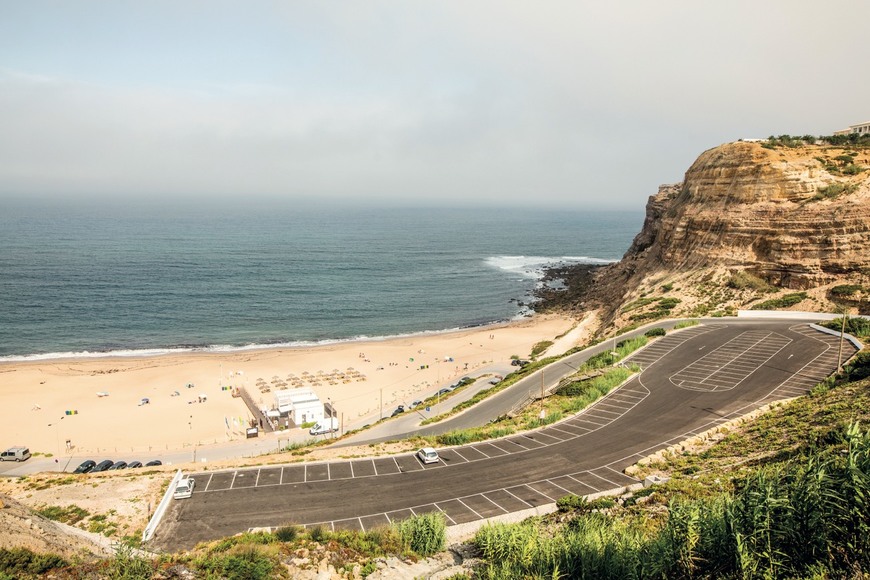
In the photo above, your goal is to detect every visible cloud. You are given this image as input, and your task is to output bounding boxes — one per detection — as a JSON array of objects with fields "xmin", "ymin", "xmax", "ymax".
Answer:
[{"xmin": 1, "ymin": 1, "xmax": 868, "ymax": 208}]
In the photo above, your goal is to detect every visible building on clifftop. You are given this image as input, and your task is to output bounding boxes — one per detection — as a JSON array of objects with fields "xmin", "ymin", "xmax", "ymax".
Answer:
[{"xmin": 834, "ymin": 121, "xmax": 870, "ymax": 135}]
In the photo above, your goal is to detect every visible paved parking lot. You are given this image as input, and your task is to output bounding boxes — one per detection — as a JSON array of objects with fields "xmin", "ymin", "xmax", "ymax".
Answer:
[
  {"xmin": 192, "ymin": 381, "xmax": 649, "ymax": 499},
  {"xmin": 159, "ymin": 321, "xmax": 859, "ymax": 548}
]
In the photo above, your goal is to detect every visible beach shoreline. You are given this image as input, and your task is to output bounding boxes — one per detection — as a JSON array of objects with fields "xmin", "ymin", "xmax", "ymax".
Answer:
[{"xmin": 0, "ymin": 314, "xmax": 587, "ymax": 459}]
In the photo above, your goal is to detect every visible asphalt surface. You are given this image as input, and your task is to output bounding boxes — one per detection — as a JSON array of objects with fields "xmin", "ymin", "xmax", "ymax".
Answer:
[{"xmin": 154, "ymin": 320, "xmax": 857, "ymax": 550}]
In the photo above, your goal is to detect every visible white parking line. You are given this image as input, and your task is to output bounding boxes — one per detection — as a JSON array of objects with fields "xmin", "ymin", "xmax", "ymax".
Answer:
[
  {"xmin": 481, "ymin": 494, "xmax": 510, "ymax": 514},
  {"xmin": 503, "ymin": 487, "xmax": 534, "ymax": 508},
  {"xmin": 456, "ymin": 498, "xmax": 483, "ymax": 519},
  {"xmin": 434, "ymin": 501, "xmax": 464, "ymax": 526},
  {"xmin": 588, "ymin": 470, "xmax": 620, "ymax": 487},
  {"xmin": 372, "ymin": 460, "xmax": 378, "ymax": 476},
  {"xmin": 255, "ymin": 469, "xmax": 261, "ymax": 487},
  {"xmin": 230, "ymin": 471, "xmax": 238, "ymax": 489},
  {"xmin": 203, "ymin": 473, "xmax": 214, "ymax": 492},
  {"xmin": 303, "ymin": 464, "xmax": 307, "ymax": 483}
]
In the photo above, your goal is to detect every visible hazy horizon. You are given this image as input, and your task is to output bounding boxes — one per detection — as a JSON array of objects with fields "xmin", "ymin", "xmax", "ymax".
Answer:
[{"xmin": 2, "ymin": 1, "xmax": 868, "ymax": 210}]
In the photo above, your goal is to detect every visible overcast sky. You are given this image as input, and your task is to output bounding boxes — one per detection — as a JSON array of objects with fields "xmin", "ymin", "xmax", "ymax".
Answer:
[{"xmin": 1, "ymin": 1, "xmax": 867, "ymax": 209}]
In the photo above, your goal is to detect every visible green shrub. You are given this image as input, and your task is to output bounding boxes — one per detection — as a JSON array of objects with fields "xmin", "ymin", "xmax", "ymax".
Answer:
[
  {"xmin": 105, "ymin": 542, "xmax": 154, "ymax": 579},
  {"xmin": 830, "ymin": 284, "xmax": 864, "ymax": 297},
  {"xmin": 530, "ymin": 340, "xmax": 553, "ymax": 359},
  {"xmin": 274, "ymin": 525, "xmax": 299, "ymax": 542},
  {"xmin": 660, "ymin": 283, "xmax": 673, "ymax": 292},
  {"xmin": 751, "ymin": 292, "xmax": 807, "ymax": 310},
  {"xmin": 673, "ymin": 320, "xmax": 699, "ymax": 329},
  {"xmin": 205, "ymin": 544, "xmax": 275, "ymax": 580},
  {"xmin": 644, "ymin": 327, "xmax": 666, "ymax": 338},
  {"xmin": 0, "ymin": 548, "xmax": 66, "ymax": 576},
  {"xmin": 727, "ymin": 271, "xmax": 775, "ymax": 292},
  {"xmin": 396, "ymin": 512, "xmax": 446, "ymax": 556},
  {"xmin": 308, "ymin": 524, "xmax": 329, "ymax": 543},
  {"xmin": 37, "ymin": 504, "xmax": 89, "ymax": 525},
  {"xmin": 812, "ymin": 182, "xmax": 857, "ymax": 201}
]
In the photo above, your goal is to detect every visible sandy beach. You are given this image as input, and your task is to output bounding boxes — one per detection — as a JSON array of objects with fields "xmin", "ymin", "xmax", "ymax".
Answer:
[{"xmin": 0, "ymin": 315, "xmax": 586, "ymax": 457}]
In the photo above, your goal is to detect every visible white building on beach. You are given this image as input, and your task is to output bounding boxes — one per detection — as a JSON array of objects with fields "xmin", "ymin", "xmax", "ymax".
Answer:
[{"xmin": 272, "ymin": 387, "xmax": 324, "ymax": 425}]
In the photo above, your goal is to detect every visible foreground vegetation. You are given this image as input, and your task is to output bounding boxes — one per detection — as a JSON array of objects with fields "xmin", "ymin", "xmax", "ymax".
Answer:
[
  {"xmin": 471, "ymin": 354, "xmax": 870, "ymax": 579},
  {"xmin": 0, "ymin": 512, "xmax": 448, "ymax": 579}
]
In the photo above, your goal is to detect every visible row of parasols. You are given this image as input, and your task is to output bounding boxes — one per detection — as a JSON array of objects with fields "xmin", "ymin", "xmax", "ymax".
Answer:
[{"xmin": 255, "ymin": 367, "xmax": 368, "ymax": 392}]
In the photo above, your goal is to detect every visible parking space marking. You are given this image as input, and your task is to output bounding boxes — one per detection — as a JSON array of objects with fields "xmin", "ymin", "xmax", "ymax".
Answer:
[
  {"xmin": 484, "ymin": 489, "xmax": 533, "ymax": 512},
  {"xmin": 351, "ymin": 460, "xmax": 375, "ymax": 478},
  {"xmin": 203, "ymin": 473, "xmax": 214, "ymax": 492},
  {"xmin": 503, "ymin": 487, "xmax": 534, "ymax": 508},
  {"xmin": 435, "ymin": 499, "xmax": 473, "ymax": 525},
  {"xmin": 456, "ymin": 498, "xmax": 484, "ymax": 520},
  {"xmin": 506, "ymin": 485, "xmax": 552, "ymax": 507},
  {"xmin": 281, "ymin": 465, "xmax": 305, "ymax": 484},
  {"xmin": 670, "ymin": 331, "xmax": 791, "ymax": 392},
  {"xmin": 525, "ymin": 481, "xmax": 559, "ymax": 502},
  {"xmin": 587, "ymin": 470, "xmax": 620, "ymax": 488},
  {"xmin": 440, "ymin": 448, "xmax": 471, "ymax": 463},
  {"xmin": 329, "ymin": 462, "xmax": 353, "ymax": 480},
  {"xmin": 434, "ymin": 504, "xmax": 458, "ymax": 526},
  {"xmin": 525, "ymin": 431, "xmax": 564, "ymax": 445}
]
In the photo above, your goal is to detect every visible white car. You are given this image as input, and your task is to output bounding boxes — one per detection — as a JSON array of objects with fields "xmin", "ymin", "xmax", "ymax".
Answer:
[
  {"xmin": 416, "ymin": 447, "xmax": 439, "ymax": 464},
  {"xmin": 173, "ymin": 477, "xmax": 195, "ymax": 499}
]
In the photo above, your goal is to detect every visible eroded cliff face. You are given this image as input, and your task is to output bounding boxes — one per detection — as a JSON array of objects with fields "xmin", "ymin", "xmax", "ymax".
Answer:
[{"xmin": 590, "ymin": 141, "xmax": 870, "ymax": 321}]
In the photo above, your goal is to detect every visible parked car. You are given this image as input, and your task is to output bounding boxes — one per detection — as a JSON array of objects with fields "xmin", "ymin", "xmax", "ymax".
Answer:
[
  {"xmin": 437, "ymin": 388, "xmax": 452, "ymax": 396},
  {"xmin": 73, "ymin": 460, "xmax": 96, "ymax": 474},
  {"xmin": 91, "ymin": 460, "xmax": 114, "ymax": 472},
  {"xmin": 0, "ymin": 447, "xmax": 31, "ymax": 462},
  {"xmin": 108, "ymin": 461, "xmax": 127, "ymax": 470},
  {"xmin": 173, "ymin": 477, "xmax": 195, "ymax": 500},
  {"xmin": 127, "ymin": 461, "xmax": 143, "ymax": 469},
  {"xmin": 410, "ymin": 400, "xmax": 423, "ymax": 408},
  {"xmin": 390, "ymin": 405, "xmax": 405, "ymax": 417},
  {"xmin": 145, "ymin": 460, "xmax": 162, "ymax": 467},
  {"xmin": 416, "ymin": 447, "xmax": 440, "ymax": 464}
]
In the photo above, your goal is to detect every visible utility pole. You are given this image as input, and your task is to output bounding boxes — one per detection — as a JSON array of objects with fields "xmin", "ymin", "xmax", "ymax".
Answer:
[{"xmin": 837, "ymin": 309, "xmax": 848, "ymax": 373}]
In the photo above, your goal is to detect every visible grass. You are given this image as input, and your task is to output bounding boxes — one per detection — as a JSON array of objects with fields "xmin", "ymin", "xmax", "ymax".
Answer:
[
  {"xmin": 750, "ymin": 292, "xmax": 807, "ymax": 310},
  {"xmin": 530, "ymin": 340, "xmax": 554, "ymax": 359},
  {"xmin": 470, "ymin": 352, "xmax": 870, "ymax": 579},
  {"xmin": 726, "ymin": 270, "xmax": 776, "ymax": 292},
  {"xmin": 36, "ymin": 504, "xmax": 89, "ymax": 525},
  {"xmin": 426, "ymin": 338, "xmax": 646, "ymax": 446}
]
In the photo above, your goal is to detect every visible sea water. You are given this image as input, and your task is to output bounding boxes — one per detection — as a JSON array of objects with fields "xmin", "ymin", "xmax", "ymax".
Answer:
[{"xmin": 0, "ymin": 200, "xmax": 643, "ymax": 360}]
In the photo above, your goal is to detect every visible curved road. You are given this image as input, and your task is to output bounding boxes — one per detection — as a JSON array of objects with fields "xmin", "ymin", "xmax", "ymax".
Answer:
[{"xmin": 154, "ymin": 319, "xmax": 857, "ymax": 550}]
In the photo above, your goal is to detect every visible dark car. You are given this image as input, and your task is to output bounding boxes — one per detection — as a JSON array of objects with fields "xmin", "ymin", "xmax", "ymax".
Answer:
[
  {"xmin": 108, "ymin": 461, "xmax": 127, "ymax": 470},
  {"xmin": 91, "ymin": 459, "xmax": 114, "ymax": 472},
  {"xmin": 127, "ymin": 461, "xmax": 143, "ymax": 469},
  {"xmin": 73, "ymin": 460, "xmax": 96, "ymax": 474},
  {"xmin": 410, "ymin": 400, "xmax": 423, "ymax": 408},
  {"xmin": 145, "ymin": 460, "xmax": 162, "ymax": 467},
  {"xmin": 437, "ymin": 388, "xmax": 452, "ymax": 396},
  {"xmin": 390, "ymin": 405, "xmax": 405, "ymax": 417}
]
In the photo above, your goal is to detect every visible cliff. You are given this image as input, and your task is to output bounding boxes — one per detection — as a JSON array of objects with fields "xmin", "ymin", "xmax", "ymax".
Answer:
[{"xmin": 585, "ymin": 140, "xmax": 870, "ymax": 326}]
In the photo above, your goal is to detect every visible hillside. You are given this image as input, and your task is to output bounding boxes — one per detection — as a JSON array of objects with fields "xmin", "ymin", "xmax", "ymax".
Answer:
[{"xmin": 552, "ymin": 138, "xmax": 870, "ymax": 330}]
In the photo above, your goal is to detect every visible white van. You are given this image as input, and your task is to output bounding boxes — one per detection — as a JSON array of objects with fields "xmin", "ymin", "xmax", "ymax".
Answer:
[
  {"xmin": 309, "ymin": 417, "xmax": 339, "ymax": 435},
  {"xmin": 173, "ymin": 477, "xmax": 195, "ymax": 499},
  {"xmin": 1, "ymin": 447, "xmax": 31, "ymax": 462}
]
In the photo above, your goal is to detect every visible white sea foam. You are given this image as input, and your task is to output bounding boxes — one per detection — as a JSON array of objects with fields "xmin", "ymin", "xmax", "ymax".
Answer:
[
  {"xmin": 484, "ymin": 255, "xmax": 615, "ymax": 280},
  {"xmin": 0, "ymin": 324, "xmax": 510, "ymax": 363}
]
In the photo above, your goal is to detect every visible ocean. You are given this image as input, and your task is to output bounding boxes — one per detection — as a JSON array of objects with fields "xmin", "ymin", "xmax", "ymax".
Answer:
[{"xmin": 0, "ymin": 200, "xmax": 643, "ymax": 360}]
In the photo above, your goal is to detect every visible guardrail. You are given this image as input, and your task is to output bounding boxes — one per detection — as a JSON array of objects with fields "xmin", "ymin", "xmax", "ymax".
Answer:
[{"xmin": 142, "ymin": 469, "xmax": 184, "ymax": 543}]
